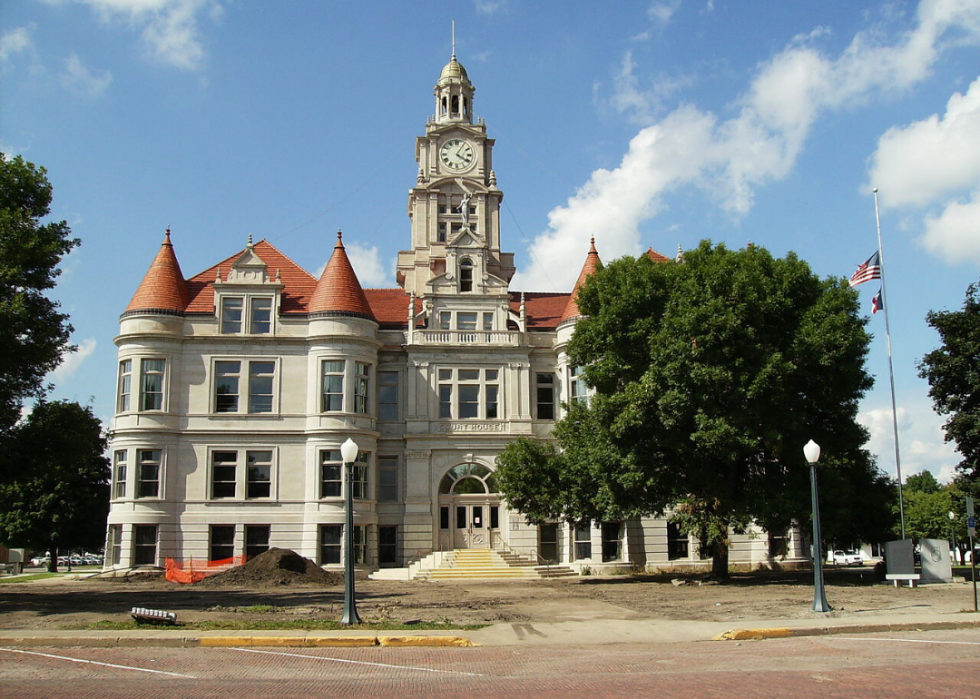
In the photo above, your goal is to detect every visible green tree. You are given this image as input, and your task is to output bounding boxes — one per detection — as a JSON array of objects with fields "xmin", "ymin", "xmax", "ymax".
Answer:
[
  {"xmin": 496, "ymin": 241, "xmax": 890, "ymax": 577},
  {"xmin": 919, "ymin": 279, "xmax": 980, "ymax": 479},
  {"xmin": 905, "ymin": 470, "xmax": 941, "ymax": 494},
  {"xmin": 0, "ymin": 400, "xmax": 110, "ymax": 571},
  {"xmin": 0, "ymin": 153, "xmax": 79, "ymax": 442}
]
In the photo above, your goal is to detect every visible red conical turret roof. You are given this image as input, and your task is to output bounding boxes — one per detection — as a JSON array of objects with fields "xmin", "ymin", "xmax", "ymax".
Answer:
[
  {"xmin": 309, "ymin": 231, "xmax": 376, "ymax": 321},
  {"xmin": 560, "ymin": 238, "xmax": 601, "ymax": 323},
  {"xmin": 646, "ymin": 247, "xmax": 670, "ymax": 263},
  {"xmin": 125, "ymin": 229, "xmax": 189, "ymax": 314}
]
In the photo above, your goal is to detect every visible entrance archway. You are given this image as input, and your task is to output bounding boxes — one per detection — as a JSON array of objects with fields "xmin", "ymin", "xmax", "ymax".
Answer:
[{"xmin": 438, "ymin": 463, "xmax": 500, "ymax": 550}]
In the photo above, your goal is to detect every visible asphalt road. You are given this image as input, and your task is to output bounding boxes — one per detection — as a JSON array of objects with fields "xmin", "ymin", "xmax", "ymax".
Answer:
[{"xmin": 2, "ymin": 628, "xmax": 979, "ymax": 698}]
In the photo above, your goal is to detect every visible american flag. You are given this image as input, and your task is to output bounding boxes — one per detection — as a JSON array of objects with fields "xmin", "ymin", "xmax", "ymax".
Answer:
[
  {"xmin": 872, "ymin": 288, "xmax": 883, "ymax": 314},
  {"xmin": 849, "ymin": 251, "xmax": 882, "ymax": 287}
]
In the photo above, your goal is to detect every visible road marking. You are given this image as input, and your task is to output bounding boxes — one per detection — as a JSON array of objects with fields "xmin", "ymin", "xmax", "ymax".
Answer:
[
  {"xmin": 232, "ymin": 647, "xmax": 484, "ymax": 676},
  {"xmin": 824, "ymin": 637, "xmax": 980, "ymax": 646},
  {"xmin": 0, "ymin": 648, "xmax": 197, "ymax": 678}
]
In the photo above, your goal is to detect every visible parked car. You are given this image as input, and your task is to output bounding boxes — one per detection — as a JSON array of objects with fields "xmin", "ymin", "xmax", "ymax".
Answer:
[
  {"xmin": 29, "ymin": 556, "xmax": 50, "ymax": 567},
  {"xmin": 832, "ymin": 550, "xmax": 862, "ymax": 566}
]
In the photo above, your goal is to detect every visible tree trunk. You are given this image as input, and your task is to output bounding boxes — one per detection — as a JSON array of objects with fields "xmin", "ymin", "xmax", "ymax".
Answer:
[
  {"xmin": 711, "ymin": 538, "xmax": 730, "ymax": 579},
  {"xmin": 47, "ymin": 544, "xmax": 58, "ymax": 573}
]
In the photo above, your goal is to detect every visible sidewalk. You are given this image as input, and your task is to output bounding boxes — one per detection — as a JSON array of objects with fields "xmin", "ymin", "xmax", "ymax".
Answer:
[{"xmin": 1, "ymin": 610, "xmax": 977, "ymax": 648}]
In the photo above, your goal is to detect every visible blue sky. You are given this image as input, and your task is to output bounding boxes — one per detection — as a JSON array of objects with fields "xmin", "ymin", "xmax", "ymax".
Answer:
[{"xmin": 2, "ymin": 1, "xmax": 979, "ymax": 484}]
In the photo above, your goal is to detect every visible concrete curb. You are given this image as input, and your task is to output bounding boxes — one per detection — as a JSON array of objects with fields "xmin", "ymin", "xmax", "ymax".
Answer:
[
  {"xmin": 0, "ymin": 634, "xmax": 477, "ymax": 649},
  {"xmin": 714, "ymin": 618, "xmax": 980, "ymax": 641}
]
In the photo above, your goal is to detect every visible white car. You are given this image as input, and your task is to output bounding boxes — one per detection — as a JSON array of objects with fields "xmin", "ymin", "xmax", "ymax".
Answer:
[{"xmin": 832, "ymin": 550, "xmax": 862, "ymax": 566}]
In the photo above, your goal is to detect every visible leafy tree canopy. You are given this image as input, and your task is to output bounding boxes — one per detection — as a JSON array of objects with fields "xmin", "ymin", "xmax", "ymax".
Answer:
[
  {"xmin": 0, "ymin": 400, "xmax": 109, "ymax": 570},
  {"xmin": 905, "ymin": 470, "xmax": 941, "ymax": 494},
  {"xmin": 0, "ymin": 153, "xmax": 79, "ymax": 440},
  {"xmin": 919, "ymin": 279, "xmax": 980, "ymax": 479},
  {"xmin": 496, "ymin": 241, "xmax": 892, "ymax": 575}
]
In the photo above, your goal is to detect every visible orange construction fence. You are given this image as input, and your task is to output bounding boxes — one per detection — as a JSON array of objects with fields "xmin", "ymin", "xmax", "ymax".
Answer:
[{"xmin": 165, "ymin": 556, "xmax": 246, "ymax": 584}]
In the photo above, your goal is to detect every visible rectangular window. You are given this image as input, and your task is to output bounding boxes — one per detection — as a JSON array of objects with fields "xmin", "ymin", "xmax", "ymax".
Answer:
[
  {"xmin": 221, "ymin": 297, "xmax": 243, "ymax": 334},
  {"xmin": 321, "ymin": 360, "xmax": 345, "ymax": 412},
  {"xmin": 250, "ymin": 297, "xmax": 272, "ymax": 334},
  {"xmin": 482, "ymin": 312, "xmax": 494, "ymax": 331},
  {"xmin": 437, "ymin": 222, "xmax": 447, "ymax": 243},
  {"xmin": 601, "ymin": 522, "xmax": 623, "ymax": 562},
  {"xmin": 490, "ymin": 506, "xmax": 499, "ymax": 529},
  {"xmin": 438, "ymin": 368, "xmax": 500, "ymax": 420},
  {"xmin": 440, "ymin": 506, "xmax": 450, "ymax": 530},
  {"xmin": 667, "ymin": 521, "xmax": 689, "ymax": 560},
  {"xmin": 113, "ymin": 450, "xmax": 127, "ymax": 499},
  {"xmin": 354, "ymin": 362, "xmax": 369, "ymax": 414},
  {"xmin": 210, "ymin": 525, "xmax": 235, "ymax": 561},
  {"xmin": 539, "ymin": 523, "xmax": 558, "ymax": 564},
  {"xmin": 574, "ymin": 522, "xmax": 592, "ymax": 561},
  {"xmin": 320, "ymin": 524, "xmax": 342, "ymax": 565},
  {"xmin": 215, "ymin": 361, "xmax": 241, "ymax": 413},
  {"xmin": 352, "ymin": 453, "xmax": 369, "ymax": 500},
  {"xmin": 379, "ymin": 526, "xmax": 397, "ymax": 565},
  {"xmin": 768, "ymin": 529, "xmax": 789, "ymax": 558},
  {"xmin": 246, "ymin": 450, "xmax": 272, "ymax": 499},
  {"xmin": 378, "ymin": 371, "xmax": 398, "ymax": 421},
  {"xmin": 570, "ymin": 366, "xmax": 590, "ymax": 407},
  {"xmin": 133, "ymin": 525, "xmax": 157, "ymax": 566},
  {"xmin": 248, "ymin": 361, "xmax": 275, "ymax": 413},
  {"xmin": 140, "ymin": 359, "xmax": 165, "ymax": 411},
  {"xmin": 320, "ymin": 450, "xmax": 342, "ymax": 498},
  {"xmin": 353, "ymin": 526, "xmax": 367, "ymax": 565},
  {"xmin": 117, "ymin": 360, "xmax": 132, "ymax": 412},
  {"xmin": 211, "ymin": 451, "xmax": 237, "ymax": 499},
  {"xmin": 378, "ymin": 457, "xmax": 398, "ymax": 502},
  {"xmin": 439, "ymin": 312, "xmax": 451, "ymax": 330},
  {"xmin": 137, "ymin": 450, "xmax": 160, "ymax": 498},
  {"xmin": 536, "ymin": 373, "xmax": 555, "ymax": 420},
  {"xmin": 457, "ymin": 312, "xmax": 477, "ymax": 331},
  {"xmin": 245, "ymin": 525, "xmax": 270, "ymax": 560},
  {"xmin": 107, "ymin": 524, "xmax": 122, "ymax": 566}
]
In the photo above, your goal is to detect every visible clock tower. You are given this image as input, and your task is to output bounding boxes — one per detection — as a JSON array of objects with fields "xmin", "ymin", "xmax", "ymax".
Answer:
[{"xmin": 396, "ymin": 50, "xmax": 515, "ymax": 298}]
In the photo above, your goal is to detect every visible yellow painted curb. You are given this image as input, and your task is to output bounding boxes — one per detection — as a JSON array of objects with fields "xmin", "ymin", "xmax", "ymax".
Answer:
[
  {"xmin": 309, "ymin": 636, "xmax": 378, "ymax": 647},
  {"xmin": 200, "ymin": 637, "xmax": 254, "ymax": 647},
  {"xmin": 714, "ymin": 628, "xmax": 794, "ymax": 641},
  {"xmin": 378, "ymin": 635, "xmax": 476, "ymax": 647}
]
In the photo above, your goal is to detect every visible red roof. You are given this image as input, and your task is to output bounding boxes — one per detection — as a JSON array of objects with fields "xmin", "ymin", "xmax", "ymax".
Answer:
[
  {"xmin": 185, "ymin": 239, "xmax": 317, "ymax": 315},
  {"xmin": 125, "ymin": 229, "xmax": 190, "ymax": 314},
  {"xmin": 560, "ymin": 238, "xmax": 601, "ymax": 322},
  {"xmin": 646, "ymin": 247, "xmax": 669, "ymax": 263},
  {"xmin": 309, "ymin": 232, "xmax": 376, "ymax": 320}
]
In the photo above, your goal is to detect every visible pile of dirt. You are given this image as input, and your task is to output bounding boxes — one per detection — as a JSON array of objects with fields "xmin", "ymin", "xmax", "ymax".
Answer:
[{"xmin": 198, "ymin": 548, "xmax": 343, "ymax": 587}]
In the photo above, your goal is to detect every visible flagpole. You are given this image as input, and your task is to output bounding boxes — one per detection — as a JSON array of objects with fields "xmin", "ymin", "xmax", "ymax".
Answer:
[{"xmin": 873, "ymin": 187, "xmax": 907, "ymax": 540}]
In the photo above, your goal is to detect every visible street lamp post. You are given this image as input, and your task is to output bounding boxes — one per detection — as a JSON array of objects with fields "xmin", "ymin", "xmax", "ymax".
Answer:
[
  {"xmin": 949, "ymin": 511, "xmax": 957, "ymax": 566},
  {"xmin": 339, "ymin": 437, "xmax": 362, "ymax": 625},
  {"xmin": 804, "ymin": 439, "xmax": 832, "ymax": 613}
]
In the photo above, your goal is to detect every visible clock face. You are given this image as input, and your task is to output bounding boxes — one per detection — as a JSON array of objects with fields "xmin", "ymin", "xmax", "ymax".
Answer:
[{"xmin": 440, "ymin": 138, "xmax": 475, "ymax": 170}]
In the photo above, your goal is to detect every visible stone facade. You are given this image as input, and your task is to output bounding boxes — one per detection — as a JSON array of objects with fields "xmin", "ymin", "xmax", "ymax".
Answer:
[{"xmin": 104, "ymin": 53, "xmax": 803, "ymax": 576}]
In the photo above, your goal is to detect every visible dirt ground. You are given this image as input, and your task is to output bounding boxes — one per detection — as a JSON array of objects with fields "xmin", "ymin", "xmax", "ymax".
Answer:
[{"xmin": 1, "ymin": 566, "xmax": 976, "ymax": 630}]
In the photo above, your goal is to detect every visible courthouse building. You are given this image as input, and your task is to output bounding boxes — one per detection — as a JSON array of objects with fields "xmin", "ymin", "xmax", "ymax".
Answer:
[{"xmin": 105, "ymin": 52, "xmax": 803, "ymax": 575}]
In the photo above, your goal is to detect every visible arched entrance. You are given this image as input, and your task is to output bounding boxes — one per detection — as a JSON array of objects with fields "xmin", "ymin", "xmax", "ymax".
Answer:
[{"xmin": 438, "ymin": 463, "xmax": 500, "ymax": 550}]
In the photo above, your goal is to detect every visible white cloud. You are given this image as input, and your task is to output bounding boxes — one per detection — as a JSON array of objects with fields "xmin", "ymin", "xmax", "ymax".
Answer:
[
  {"xmin": 0, "ymin": 25, "xmax": 35, "ymax": 67},
  {"xmin": 867, "ymin": 77, "xmax": 980, "ymax": 264},
  {"xmin": 314, "ymin": 242, "xmax": 394, "ymax": 289},
  {"xmin": 859, "ymin": 399, "xmax": 960, "ymax": 483},
  {"xmin": 868, "ymin": 77, "xmax": 980, "ymax": 208},
  {"xmin": 473, "ymin": 0, "xmax": 507, "ymax": 16},
  {"xmin": 514, "ymin": 0, "xmax": 980, "ymax": 291},
  {"xmin": 60, "ymin": 53, "xmax": 113, "ymax": 96},
  {"xmin": 51, "ymin": 338, "xmax": 97, "ymax": 382},
  {"xmin": 647, "ymin": 0, "xmax": 681, "ymax": 28},
  {"xmin": 345, "ymin": 241, "xmax": 394, "ymax": 288},
  {"xmin": 73, "ymin": 0, "xmax": 223, "ymax": 71}
]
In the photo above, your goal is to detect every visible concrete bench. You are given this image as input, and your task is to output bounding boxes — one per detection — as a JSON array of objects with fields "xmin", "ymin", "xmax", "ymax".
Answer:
[{"xmin": 886, "ymin": 573, "xmax": 921, "ymax": 588}]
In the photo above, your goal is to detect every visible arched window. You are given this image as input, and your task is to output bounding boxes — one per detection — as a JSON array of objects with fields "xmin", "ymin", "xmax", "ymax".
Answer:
[
  {"xmin": 439, "ymin": 463, "xmax": 498, "ymax": 494},
  {"xmin": 451, "ymin": 95, "xmax": 460, "ymax": 116},
  {"xmin": 459, "ymin": 258, "xmax": 473, "ymax": 292},
  {"xmin": 441, "ymin": 96, "xmax": 448, "ymax": 115}
]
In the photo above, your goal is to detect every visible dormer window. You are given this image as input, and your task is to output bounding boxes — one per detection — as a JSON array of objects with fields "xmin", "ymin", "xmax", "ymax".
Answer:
[
  {"xmin": 460, "ymin": 259, "xmax": 473, "ymax": 292},
  {"xmin": 220, "ymin": 296, "xmax": 274, "ymax": 334}
]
